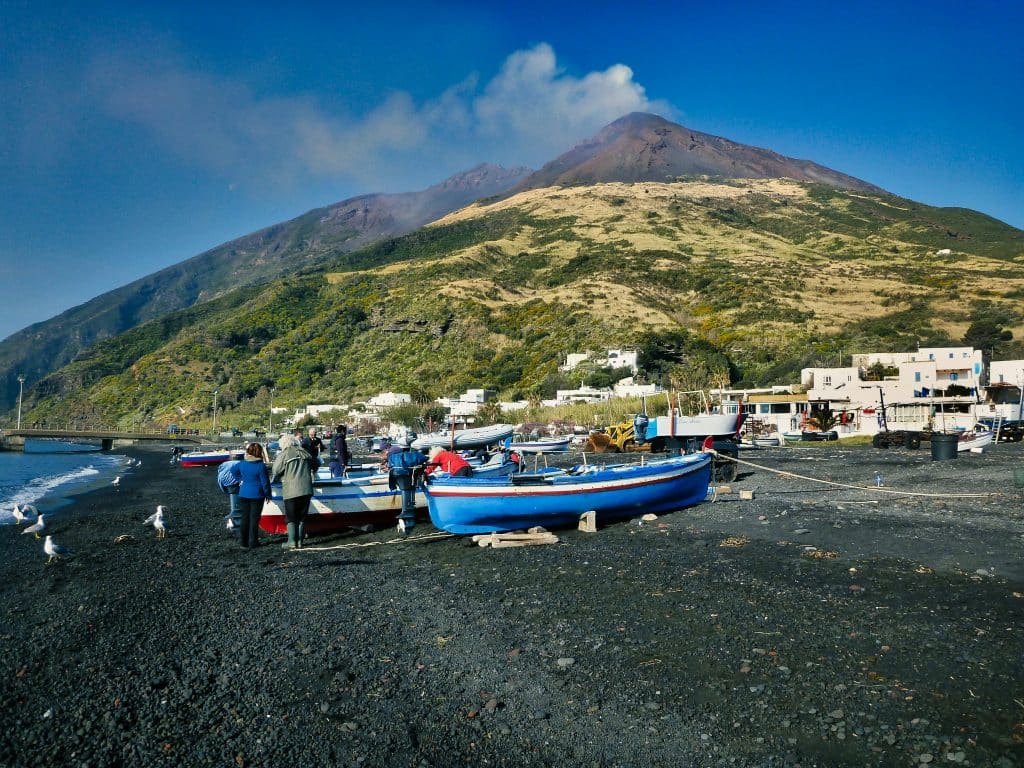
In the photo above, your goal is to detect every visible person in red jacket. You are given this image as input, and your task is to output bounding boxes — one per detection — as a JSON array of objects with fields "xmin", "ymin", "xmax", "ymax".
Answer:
[{"xmin": 425, "ymin": 445, "xmax": 473, "ymax": 477}]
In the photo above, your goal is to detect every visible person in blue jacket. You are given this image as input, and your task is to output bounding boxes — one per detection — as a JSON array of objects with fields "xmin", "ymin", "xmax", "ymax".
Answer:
[
  {"xmin": 236, "ymin": 442, "xmax": 271, "ymax": 548},
  {"xmin": 217, "ymin": 458, "xmax": 243, "ymax": 534}
]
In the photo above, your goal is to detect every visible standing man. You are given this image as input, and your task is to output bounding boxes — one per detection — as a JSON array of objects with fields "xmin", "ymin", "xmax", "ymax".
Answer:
[
  {"xmin": 300, "ymin": 426, "xmax": 324, "ymax": 472},
  {"xmin": 330, "ymin": 424, "xmax": 351, "ymax": 477}
]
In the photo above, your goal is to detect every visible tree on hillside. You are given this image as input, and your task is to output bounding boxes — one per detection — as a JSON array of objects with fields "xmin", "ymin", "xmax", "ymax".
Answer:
[
  {"xmin": 476, "ymin": 400, "xmax": 505, "ymax": 426},
  {"xmin": 963, "ymin": 319, "xmax": 1013, "ymax": 358}
]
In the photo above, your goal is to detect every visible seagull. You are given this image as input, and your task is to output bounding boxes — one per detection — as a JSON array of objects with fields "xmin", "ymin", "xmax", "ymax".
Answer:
[
  {"xmin": 112, "ymin": 476, "xmax": 121, "ymax": 488},
  {"xmin": 225, "ymin": 517, "xmax": 235, "ymax": 531},
  {"xmin": 44, "ymin": 535, "xmax": 74, "ymax": 564},
  {"xmin": 396, "ymin": 518, "xmax": 407, "ymax": 535},
  {"xmin": 22, "ymin": 513, "xmax": 45, "ymax": 538},
  {"xmin": 144, "ymin": 505, "xmax": 167, "ymax": 538},
  {"xmin": 12, "ymin": 504, "xmax": 26, "ymax": 524}
]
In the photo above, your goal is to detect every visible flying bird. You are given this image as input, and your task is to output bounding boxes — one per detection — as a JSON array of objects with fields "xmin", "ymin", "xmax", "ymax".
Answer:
[
  {"xmin": 44, "ymin": 535, "xmax": 74, "ymax": 564},
  {"xmin": 144, "ymin": 505, "xmax": 167, "ymax": 538},
  {"xmin": 22, "ymin": 513, "xmax": 45, "ymax": 538}
]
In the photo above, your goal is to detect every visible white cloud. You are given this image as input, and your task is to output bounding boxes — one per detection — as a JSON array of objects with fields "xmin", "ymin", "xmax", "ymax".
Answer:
[{"xmin": 89, "ymin": 43, "xmax": 676, "ymax": 191}]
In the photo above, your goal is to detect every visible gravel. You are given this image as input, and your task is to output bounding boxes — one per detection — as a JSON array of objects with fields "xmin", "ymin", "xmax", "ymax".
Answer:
[{"xmin": 1, "ymin": 442, "xmax": 1022, "ymax": 767}]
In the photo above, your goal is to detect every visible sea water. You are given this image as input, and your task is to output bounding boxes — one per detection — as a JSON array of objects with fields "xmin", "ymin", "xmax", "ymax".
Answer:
[{"xmin": 0, "ymin": 439, "xmax": 129, "ymax": 524}]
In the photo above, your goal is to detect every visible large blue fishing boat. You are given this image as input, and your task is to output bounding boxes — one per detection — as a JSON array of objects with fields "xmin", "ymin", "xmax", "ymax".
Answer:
[{"xmin": 424, "ymin": 452, "xmax": 713, "ymax": 534}]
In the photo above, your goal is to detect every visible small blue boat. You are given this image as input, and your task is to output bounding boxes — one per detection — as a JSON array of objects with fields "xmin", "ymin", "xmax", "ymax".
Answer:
[{"xmin": 424, "ymin": 452, "xmax": 713, "ymax": 534}]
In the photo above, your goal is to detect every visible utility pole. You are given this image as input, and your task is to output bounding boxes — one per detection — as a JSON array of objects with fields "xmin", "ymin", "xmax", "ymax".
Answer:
[
  {"xmin": 212, "ymin": 389, "xmax": 219, "ymax": 435},
  {"xmin": 269, "ymin": 387, "xmax": 276, "ymax": 435},
  {"xmin": 16, "ymin": 374, "xmax": 25, "ymax": 429}
]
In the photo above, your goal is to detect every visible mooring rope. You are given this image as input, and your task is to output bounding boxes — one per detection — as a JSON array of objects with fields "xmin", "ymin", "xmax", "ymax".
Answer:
[
  {"xmin": 295, "ymin": 529, "xmax": 455, "ymax": 552},
  {"xmin": 710, "ymin": 449, "xmax": 996, "ymax": 499}
]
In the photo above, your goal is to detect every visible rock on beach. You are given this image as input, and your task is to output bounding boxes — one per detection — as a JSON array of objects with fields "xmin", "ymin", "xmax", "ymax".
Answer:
[{"xmin": 1, "ymin": 442, "xmax": 1023, "ymax": 767}]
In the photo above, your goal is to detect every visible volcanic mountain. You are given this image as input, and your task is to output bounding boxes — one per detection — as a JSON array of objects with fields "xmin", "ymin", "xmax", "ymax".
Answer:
[
  {"xmin": 510, "ymin": 112, "xmax": 884, "ymax": 194},
  {"xmin": 0, "ymin": 163, "xmax": 531, "ymax": 409}
]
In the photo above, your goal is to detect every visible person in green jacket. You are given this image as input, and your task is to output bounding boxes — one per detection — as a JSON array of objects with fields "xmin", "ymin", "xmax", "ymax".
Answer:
[{"xmin": 270, "ymin": 432, "xmax": 315, "ymax": 549}]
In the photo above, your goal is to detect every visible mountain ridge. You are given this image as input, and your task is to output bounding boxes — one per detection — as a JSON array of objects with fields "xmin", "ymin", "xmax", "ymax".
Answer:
[
  {"xmin": 0, "ymin": 163, "xmax": 531, "ymax": 409},
  {"xmin": 508, "ymin": 112, "xmax": 885, "ymax": 195}
]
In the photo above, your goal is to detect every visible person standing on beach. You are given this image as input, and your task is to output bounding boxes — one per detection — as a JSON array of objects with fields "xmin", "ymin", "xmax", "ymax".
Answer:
[
  {"xmin": 300, "ymin": 427, "xmax": 324, "ymax": 471},
  {"xmin": 236, "ymin": 443, "xmax": 271, "ymax": 549},
  {"xmin": 217, "ymin": 458, "xmax": 243, "ymax": 533},
  {"xmin": 329, "ymin": 424, "xmax": 351, "ymax": 477},
  {"xmin": 270, "ymin": 432, "xmax": 314, "ymax": 549}
]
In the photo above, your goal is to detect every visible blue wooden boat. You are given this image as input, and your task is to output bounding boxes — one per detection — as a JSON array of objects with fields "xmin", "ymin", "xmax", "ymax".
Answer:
[{"xmin": 424, "ymin": 452, "xmax": 713, "ymax": 534}]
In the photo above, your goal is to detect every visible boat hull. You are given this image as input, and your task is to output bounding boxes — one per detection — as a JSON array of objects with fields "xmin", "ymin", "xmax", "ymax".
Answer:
[
  {"xmin": 424, "ymin": 453, "xmax": 713, "ymax": 534},
  {"xmin": 642, "ymin": 413, "xmax": 744, "ymax": 450},
  {"xmin": 513, "ymin": 436, "xmax": 572, "ymax": 454},
  {"xmin": 259, "ymin": 474, "xmax": 426, "ymax": 535},
  {"xmin": 179, "ymin": 450, "xmax": 243, "ymax": 467},
  {"xmin": 957, "ymin": 430, "xmax": 994, "ymax": 452}
]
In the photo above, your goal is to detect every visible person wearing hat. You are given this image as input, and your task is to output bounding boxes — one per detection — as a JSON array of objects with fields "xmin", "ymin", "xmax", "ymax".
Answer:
[{"xmin": 425, "ymin": 445, "xmax": 473, "ymax": 477}]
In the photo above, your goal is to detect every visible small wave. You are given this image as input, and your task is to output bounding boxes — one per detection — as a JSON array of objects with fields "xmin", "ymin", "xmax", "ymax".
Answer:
[{"xmin": 0, "ymin": 466, "xmax": 101, "ymax": 524}]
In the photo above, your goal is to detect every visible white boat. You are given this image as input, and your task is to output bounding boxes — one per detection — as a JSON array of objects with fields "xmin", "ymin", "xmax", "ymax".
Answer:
[
  {"xmin": 512, "ymin": 435, "xmax": 572, "ymax": 454},
  {"xmin": 956, "ymin": 424, "xmax": 994, "ymax": 452},
  {"xmin": 411, "ymin": 423, "xmax": 515, "ymax": 451}
]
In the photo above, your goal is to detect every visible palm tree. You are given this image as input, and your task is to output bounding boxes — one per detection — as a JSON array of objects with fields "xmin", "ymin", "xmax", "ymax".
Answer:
[
  {"xmin": 807, "ymin": 407, "xmax": 838, "ymax": 432},
  {"xmin": 477, "ymin": 400, "xmax": 505, "ymax": 426}
]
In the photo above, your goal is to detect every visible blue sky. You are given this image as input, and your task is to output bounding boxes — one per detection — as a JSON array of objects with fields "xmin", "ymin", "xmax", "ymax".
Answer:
[{"xmin": 1, "ymin": 0, "xmax": 1021, "ymax": 342}]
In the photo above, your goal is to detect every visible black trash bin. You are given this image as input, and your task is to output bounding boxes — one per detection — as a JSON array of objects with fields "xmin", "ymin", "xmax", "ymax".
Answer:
[{"xmin": 930, "ymin": 432, "xmax": 959, "ymax": 461}]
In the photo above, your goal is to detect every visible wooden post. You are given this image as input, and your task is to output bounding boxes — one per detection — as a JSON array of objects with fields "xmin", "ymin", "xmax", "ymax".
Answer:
[{"xmin": 578, "ymin": 510, "xmax": 597, "ymax": 533}]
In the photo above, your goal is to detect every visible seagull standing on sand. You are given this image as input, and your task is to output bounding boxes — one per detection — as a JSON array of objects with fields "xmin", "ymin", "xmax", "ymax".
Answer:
[
  {"xmin": 22, "ymin": 514, "xmax": 45, "ymax": 539},
  {"xmin": 144, "ymin": 505, "xmax": 167, "ymax": 538},
  {"xmin": 44, "ymin": 535, "xmax": 74, "ymax": 564}
]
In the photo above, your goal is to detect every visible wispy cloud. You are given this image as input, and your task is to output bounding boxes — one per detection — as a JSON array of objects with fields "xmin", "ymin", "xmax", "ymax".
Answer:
[{"xmin": 89, "ymin": 43, "xmax": 675, "ymax": 192}]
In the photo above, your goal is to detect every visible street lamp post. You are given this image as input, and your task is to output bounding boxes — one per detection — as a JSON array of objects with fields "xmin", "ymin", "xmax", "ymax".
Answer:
[
  {"xmin": 16, "ymin": 374, "xmax": 25, "ymax": 429},
  {"xmin": 212, "ymin": 389, "xmax": 219, "ymax": 435},
  {"xmin": 269, "ymin": 387, "xmax": 276, "ymax": 435}
]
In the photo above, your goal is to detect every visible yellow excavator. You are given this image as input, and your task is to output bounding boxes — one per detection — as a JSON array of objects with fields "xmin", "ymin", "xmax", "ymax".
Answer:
[{"xmin": 583, "ymin": 417, "xmax": 647, "ymax": 453}]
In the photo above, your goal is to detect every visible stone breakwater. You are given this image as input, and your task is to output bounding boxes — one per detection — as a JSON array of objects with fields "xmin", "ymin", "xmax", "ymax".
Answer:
[{"xmin": 1, "ymin": 444, "xmax": 1022, "ymax": 767}]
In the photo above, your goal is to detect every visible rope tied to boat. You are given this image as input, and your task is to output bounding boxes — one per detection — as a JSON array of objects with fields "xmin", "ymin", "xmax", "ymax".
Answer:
[
  {"xmin": 292, "ymin": 529, "xmax": 454, "ymax": 552},
  {"xmin": 707, "ymin": 449, "xmax": 997, "ymax": 499}
]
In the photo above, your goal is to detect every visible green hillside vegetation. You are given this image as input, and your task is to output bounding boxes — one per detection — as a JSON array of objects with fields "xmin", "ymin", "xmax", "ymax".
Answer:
[{"xmin": 17, "ymin": 178, "xmax": 1024, "ymax": 432}]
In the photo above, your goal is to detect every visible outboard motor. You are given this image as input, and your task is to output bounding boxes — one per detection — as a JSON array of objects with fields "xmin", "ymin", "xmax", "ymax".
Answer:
[
  {"xmin": 388, "ymin": 432, "xmax": 425, "ymax": 534},
  {"xmin": 632, "ymin": 413, "xmax": 650, "ymax": 446}
]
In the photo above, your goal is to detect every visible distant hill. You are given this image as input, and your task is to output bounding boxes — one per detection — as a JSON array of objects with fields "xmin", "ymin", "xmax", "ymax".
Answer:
[
  {"xmin": 509, "ymin": 112, "xmax": 884, "ymax": 194},
  {"xmin": 0, "ymin": 163, "xmax": 531, "ymax": 409}
]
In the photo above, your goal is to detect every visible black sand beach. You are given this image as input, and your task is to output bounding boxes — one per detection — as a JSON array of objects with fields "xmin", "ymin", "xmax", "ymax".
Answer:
[{"xmin": 1, "ymin": 443, "xmax": 1023, "ymax": 767}]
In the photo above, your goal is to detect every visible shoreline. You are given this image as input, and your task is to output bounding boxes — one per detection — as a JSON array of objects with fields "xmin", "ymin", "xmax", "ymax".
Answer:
[{"xmin": 1, "ymin": 442, "xmax": 1022, "ymax": 767}]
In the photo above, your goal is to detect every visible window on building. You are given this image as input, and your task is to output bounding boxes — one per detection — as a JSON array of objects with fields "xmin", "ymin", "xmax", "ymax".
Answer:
[
  {"xmin": 915, "ymin": 372, "xmax": 921, "ymax": 382},
  {"xmin": 824, "ymin": 376, "xmax": 832, "ymax": 386},
  {"xmin": 950, "ymin": 372, "xmax": 958, "ymax": 381}
]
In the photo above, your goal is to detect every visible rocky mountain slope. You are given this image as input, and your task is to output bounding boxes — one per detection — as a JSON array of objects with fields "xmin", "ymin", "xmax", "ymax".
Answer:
[
  {"xmin": 509, "ymin": 112, "xmax": 885, "ymax": 194},
  {"xmin": 23, "ymin": 176, "xmax": 1023, "ymax": 430},
  {"xmin": 0, "ymin": 163, "xmax": 531, "ymax": 410},
  {"xmin": 8, "ymin": 113, "xmax": 1023, "ymax": 428}
]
